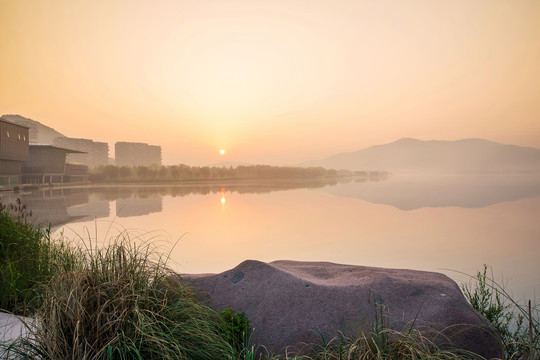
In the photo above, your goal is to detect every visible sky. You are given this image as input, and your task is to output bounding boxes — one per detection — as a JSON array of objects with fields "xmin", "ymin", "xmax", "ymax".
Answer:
[{"xmin": 1, "ymin": 0, "xmax": 539, "ymax": 165}]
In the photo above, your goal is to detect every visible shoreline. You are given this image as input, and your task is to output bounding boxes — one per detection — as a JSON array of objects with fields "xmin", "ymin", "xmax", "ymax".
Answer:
[{"xmin": 1, "ymin": 175, "xmax": 384, "ymax": 193}]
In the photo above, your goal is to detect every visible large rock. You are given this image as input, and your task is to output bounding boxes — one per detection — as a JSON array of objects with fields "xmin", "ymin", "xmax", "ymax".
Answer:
[{"xmin": 182, "ymin": 260, "xmax": 502, "ymax": 358}]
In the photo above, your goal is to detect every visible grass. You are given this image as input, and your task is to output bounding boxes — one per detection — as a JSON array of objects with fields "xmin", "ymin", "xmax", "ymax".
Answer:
[
  {"xmin": 0, "ymin": 199, "xmax": 538, "ymax": 359},
  {"xmin": 4, "ymin": 236, "xmax": 233, "ymax": 360},
  {"xmin": 1, "ymin": 199, "xmax": 233, "ymax": 359},
  {"xmin": 0, "ymin": 199, "xmax": 79, "ymax": 315},
  {"xmin": 461, "ymin": 265, "xmax": 539, "ymax": 360},
  {"xmin": 220, "ymin": 307, "xmax": 252, "ymax": 357},
  {"xmin": 280, "ymin": 330, "xmax": 484, "ymax": 360}
]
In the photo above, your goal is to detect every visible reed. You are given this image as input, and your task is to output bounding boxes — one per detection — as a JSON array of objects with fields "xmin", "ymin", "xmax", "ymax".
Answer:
[
  {"xmin": 0, "ymin": 199, "xmax": 79, "ymax": 315},
  {"xmin": 281, "ymin": 329, "xmax": 484, "ymax": 360},
  {"xmin": 461, "ymin": 265, "xmax": 539, "ymax": 360},
  {"xmin": 5, "ymin": 236, "xmax": 232, "ymax": 359}
]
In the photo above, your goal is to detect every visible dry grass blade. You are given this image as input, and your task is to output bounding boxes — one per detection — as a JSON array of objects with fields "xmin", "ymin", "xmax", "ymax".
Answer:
[{"xmin": 5, "ymin": 234, "xmax": 232, "ymax": 360}]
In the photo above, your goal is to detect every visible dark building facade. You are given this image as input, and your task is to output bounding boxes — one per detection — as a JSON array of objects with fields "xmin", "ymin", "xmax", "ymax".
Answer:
[
  {"xmin": 0, "ymin": 118, "xmax": 30, "ymax": 186},
  {"xmin": 22, "ymin": 145, "xmax": 87, "ymax": 184},
  {"xmin": 1, "ymin": 114, "xmax": 64, "ymax": 144},
  {"xmin": 115, "ymin": 142, "xmax": 162, "ymax": 167}
]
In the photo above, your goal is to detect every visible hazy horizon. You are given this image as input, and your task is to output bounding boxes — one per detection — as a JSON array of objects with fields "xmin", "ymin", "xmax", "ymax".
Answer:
[{"xmin": 1, "ymin": 0, "xmax": 539, "ymax": 165}]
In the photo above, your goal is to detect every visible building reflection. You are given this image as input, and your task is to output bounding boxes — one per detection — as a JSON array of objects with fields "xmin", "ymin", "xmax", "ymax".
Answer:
[
  {"xmin": 0, "ymin": 178, "xmax": 358, "ymax": 228},
  {"xmin": 0, "ymin": 188, "xmax": 109, "ymax": 229},
  {"xmin": 116, "ymin": 196, "xmax": 163, "ymax": 217}
]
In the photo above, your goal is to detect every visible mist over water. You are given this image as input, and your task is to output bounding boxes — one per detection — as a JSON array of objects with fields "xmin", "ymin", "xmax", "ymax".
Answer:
[
  {"xmin": 2, "ymin": 174, "xmax": 539, "ymax": 302},
  {"xmin": 324, "ymin": 172, "xmax": 540, "ymax": 209}
]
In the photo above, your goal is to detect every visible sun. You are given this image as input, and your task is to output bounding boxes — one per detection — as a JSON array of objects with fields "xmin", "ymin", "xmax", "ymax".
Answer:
[{"xmin": 220, "ymin": 149, "xmax": 226, "ymax": 155}]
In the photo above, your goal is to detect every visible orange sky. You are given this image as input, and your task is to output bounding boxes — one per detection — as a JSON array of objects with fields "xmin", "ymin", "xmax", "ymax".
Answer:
[{"xmin": 1, "ymin": 0, "xmax": 539, "ymax": 165}]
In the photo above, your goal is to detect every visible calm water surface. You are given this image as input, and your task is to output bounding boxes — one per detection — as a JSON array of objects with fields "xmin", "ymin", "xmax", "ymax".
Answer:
[{"xmin": 2, "ymin": 174, "xmax": 539, "ymax": 302}]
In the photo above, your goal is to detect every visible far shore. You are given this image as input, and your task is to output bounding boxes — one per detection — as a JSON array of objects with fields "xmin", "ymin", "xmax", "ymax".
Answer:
[{"xmin": 2, "ymin": 173, "xmax": 389, "ymax": 193}]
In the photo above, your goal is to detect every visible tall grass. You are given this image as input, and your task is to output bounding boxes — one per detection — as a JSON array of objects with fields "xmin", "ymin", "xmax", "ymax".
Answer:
[
  {"xmin": 280, "ymin": 330, "xmax": 484, "ymax": 360},
  {"xmin": 461, "ymin": 265, "xmax": 539, "ymax": 360},
  {"xmin": 5, "ymin": 236, "xmax": 233, "ymax": 359},
  {"xmin": 0, "ymin": 199, "xmax": 79, "ymax": 315},
  {"xmin": 0, "ymin": 203, "xmax": 233, "ymax": 359}
]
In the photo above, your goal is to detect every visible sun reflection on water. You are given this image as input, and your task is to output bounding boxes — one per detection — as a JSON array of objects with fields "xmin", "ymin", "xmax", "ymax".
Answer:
[{"xmin": 220, "ymin": 187, "xmax": 226, "ymax": 205}]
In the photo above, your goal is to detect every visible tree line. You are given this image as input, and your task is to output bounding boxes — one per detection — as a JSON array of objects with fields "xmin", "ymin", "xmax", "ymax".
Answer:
[{"xmin": 90, "ymin": 164, "xmax": 388, "ymax": 182}]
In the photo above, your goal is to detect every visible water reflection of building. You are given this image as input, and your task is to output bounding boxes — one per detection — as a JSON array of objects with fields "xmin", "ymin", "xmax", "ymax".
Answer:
[
  {"xmin": 0, "ymin": 188, "xmax": 110, "ymax": 229},
  {"xmin": 65, "ymin": 194, "xmax": 110, "ymax": 223},
  {"xmin": 116, "ymin": 196, "xmax": 163, "ymax": 217}
]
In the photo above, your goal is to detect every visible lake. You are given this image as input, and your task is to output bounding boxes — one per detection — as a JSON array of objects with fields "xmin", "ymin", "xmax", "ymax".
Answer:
[{"xmin": 2, "ymin": 173, "xmax": 539, "ymax": 302}]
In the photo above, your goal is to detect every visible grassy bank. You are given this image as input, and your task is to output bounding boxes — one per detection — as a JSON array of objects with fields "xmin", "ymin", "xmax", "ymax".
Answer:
[
  {"xmin": 0, "ymin": 200, "xmax": 538, "ymax": 359},
  {"xmin": 0, "ymin": 202, "xmax": 235, "ymax": 359},
  {"xmin": 0, "ymin": 199, "xmax": 79, "ymax": 315},
  {"xmin": 461, "ymin": 266, "xmax": 539, "ymax": 360}
]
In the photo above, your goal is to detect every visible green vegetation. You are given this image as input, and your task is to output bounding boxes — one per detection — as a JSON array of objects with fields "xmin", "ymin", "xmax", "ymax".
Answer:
[
  {"xmin": 90, "ymin": 164, "xmax": 387, "ymax": 182},
  {"xmin": 1, "ymin": 200, "xmax": 232, "ymax": 359},
  {"xmin": 280, "ymin": 330, "xmax": 483, "ymax": 360},
  {"xmin": 1, "ymin": 200, "xmax": 538, "ymax": 359},
  {"xmin": 220, "ymin": 308, "xmax": 252, "ymax": 357},
  {"xmin": 0, "ymin": 199, "xmax": 78, "ymax": 315},
  {"xmin": 461, "ymin": 265, "xmax": 539, "ymax": 360},
  {"xmin": 7, "ymin": 239, "xmax": 231, "ymax": 360}
]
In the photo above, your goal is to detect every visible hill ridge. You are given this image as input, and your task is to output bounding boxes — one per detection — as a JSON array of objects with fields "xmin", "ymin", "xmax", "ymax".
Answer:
[{"xmin": 300, "ymin": 138, "xmax": 540, "ymax": 173}]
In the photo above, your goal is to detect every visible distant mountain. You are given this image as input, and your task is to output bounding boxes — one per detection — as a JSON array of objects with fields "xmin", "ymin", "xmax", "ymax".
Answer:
[
  {"xmin": 301, "ymin": 138, "xmax": 540, "ymax": 173},
  {"xmin": 1, "ymin": 114, "xmax": 65, "ymax": 144}
]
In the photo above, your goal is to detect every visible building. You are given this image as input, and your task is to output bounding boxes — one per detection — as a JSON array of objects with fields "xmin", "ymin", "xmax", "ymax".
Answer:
[
  {"xmin": 1, "ymin": 114, "xmax": 64, "ymax": 144},
  {"xmin": 148, "ymin": 145, "xmax": 161, "ymax": 165},
  {"xmin": 3, "ymin": 115, "xmax": 109, "ymax": 169},
  {"xmin": 22, "ymin": 145, "xmax": 88, "ymax": 184},
  {"xmin": 0, "ymin": 117, "xmax": 30, "ymax": 186},
  {"xmin": 115, "ymin": 142, "xmax": 162, "ymax": 167},
  {"xmin": 53, "ymin": 137, "xmax": 109, "ymax": 168}
]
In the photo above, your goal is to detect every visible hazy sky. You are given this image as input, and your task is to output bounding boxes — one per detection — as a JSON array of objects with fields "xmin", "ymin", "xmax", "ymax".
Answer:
[{"xmin": 1, "ymin": 0, "xmax": 539, "ymax": 165}]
